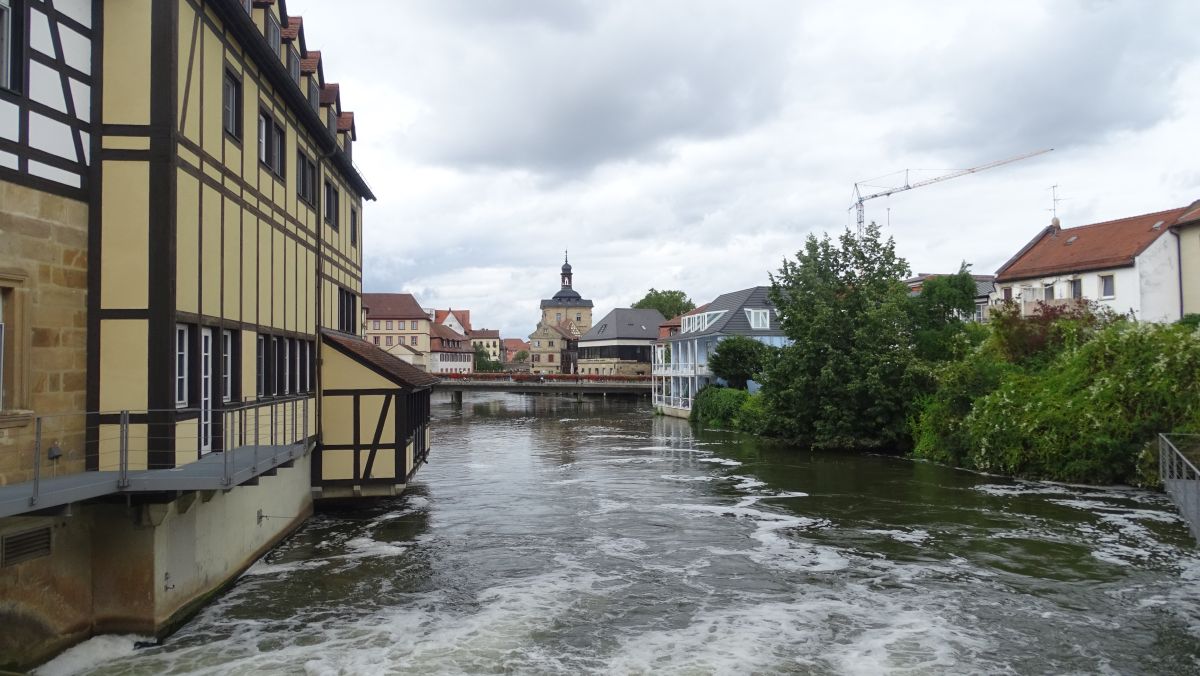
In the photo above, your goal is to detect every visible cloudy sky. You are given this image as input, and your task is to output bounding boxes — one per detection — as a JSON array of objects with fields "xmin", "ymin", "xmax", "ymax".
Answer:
[{"xmin": 294, "ymin": 0, "xmax": 1200, "ymax": 337}]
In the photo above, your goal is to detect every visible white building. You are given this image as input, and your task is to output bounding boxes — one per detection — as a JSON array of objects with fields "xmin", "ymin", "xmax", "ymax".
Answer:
[
  {"xmin": 992, "ymin": 209, "xmax": 1187, "ymax": 322},
  {"xmin": 652, "ymin": 286, "xmax": 789, "ymax": 419}
]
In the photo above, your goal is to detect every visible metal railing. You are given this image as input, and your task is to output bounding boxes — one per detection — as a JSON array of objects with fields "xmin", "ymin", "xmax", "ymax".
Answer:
[
  {"xmin": 652, "ymin": 394, "xmax": 693, "ymax": 410},
  {"xmin": 8, "ymin": 396, "xmax": 311, "ymax": 513},
  {"xmin": 652, "ymin": 362, "xmax": 695, "ymax": 375},
  {"xmin": 1160, "ymin": 433, "xmax": 1200, "ymax": 543}
]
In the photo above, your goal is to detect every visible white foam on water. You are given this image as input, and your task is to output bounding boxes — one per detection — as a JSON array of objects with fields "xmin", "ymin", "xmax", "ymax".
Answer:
[
  {"xmin": 730, "ymin": 475, "xmax": 766, "ymax": 490},
  {"xmin": 603, "ymin": 595, "xmax": 991, "ymax": 675},
  {"xmin": 697, "ymin": 457, "xmax": 742, "ymax": 467},
  {"xmin": 592, "ymin": 498, "xmax": 630, "ymax": 514},
  {"xmin": 339, "ymin": 536, "xmax": 408, "ymax": 558},
  {"xmin": 664, "ymin": 502, "xmax": 844, "ymax": 572},
  {"xmin": 863, "ymin": 528, "xmax": 931, "ymax": 544},
  {"xmin": 588, "ymin": 535, "xmax": 648, "ymax": 560},
  {"xmin": 35, "ymin": 634, "xmax": 153, "ymax": 676},
  {"xmin": 550, "ymin": 478, "xmax": 586, "ymax": 485},
  {"xmin": 240, "ymin": 558, "xmax": 329, "ymax": 577},
  {"xmin": 659, "ymin": 474, "xmax": 721, "ymax": 482}
]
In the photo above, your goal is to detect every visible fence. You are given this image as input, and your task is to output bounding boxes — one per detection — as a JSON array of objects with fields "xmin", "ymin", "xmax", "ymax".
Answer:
[{"xmin": 1160, "ymin": 433, "xmax": 1200, "ymax": 544}]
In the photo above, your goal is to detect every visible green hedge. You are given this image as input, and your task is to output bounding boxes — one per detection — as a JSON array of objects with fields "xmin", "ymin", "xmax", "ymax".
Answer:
[{"xmin": 691, "ymin": 385, "xmax": 765, "ymax": 432}]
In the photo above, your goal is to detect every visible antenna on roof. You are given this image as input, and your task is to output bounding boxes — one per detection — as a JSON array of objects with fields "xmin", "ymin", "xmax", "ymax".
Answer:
[{"xmin": 1048, "ymin": 184, "xmax": 1066, "ymax": 219}]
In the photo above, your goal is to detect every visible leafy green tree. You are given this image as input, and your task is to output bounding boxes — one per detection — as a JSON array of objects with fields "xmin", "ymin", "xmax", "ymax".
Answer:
[
  {"xmin": 709, "ymin": 335, "xmax": 773, "ymax": 389},
  {"xmin": 763, "ymin": 223, "xmax": 917, "ymax": 450},
  {"xmin": 908, "ymin": 265, "xmax": 979, "ymax": 361},
  {"xmin": 633, "ymin": 288, "xmax": 695, "ymax": 319},
  {"xmin": 473, "ymin": 345, "xmax": 503, "ymax": 372},
  {"xmin": 514, "ymin": 350, "xmax": 529, "ymax": 363}
]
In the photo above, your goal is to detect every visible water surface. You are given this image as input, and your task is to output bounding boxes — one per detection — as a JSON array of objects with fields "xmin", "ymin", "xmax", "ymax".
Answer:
[{"xmin": 41, "ymin": 393, "xmax": 1200, "ymax": 674}]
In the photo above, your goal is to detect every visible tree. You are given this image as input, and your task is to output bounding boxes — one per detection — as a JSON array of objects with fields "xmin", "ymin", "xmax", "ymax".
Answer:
[
  {"xmin": 514, "ymin": 350, "xmax": 529, "ymax": 363},
  {"xmin": 908, "ymin": 265, "xmax": 979, "ymax": 361},
  {"xmin": 762, "ymin": 223, "xmax": 918, "ymax": 450},
  {"xmin": 633, "ymin": 288, "xmax": 695, "ymax": 319},
  {"xmin": 709, "ymin": 336, "xmax": 773, "ymax": 390},
  {"xmin": 473, "ymin": 345, "xmax": 503, "ymax": 372}
]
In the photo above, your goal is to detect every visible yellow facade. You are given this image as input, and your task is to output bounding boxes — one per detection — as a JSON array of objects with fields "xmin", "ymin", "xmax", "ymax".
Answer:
[{"xmin": 1180, "ymin": 222, "xmax": 1200, "ymax": 315}]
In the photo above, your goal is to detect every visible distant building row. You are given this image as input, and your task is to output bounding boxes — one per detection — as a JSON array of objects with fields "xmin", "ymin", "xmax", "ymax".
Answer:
[{"xmin": 361, "ymin": 294, "xmax": 512, "ymax": 374}]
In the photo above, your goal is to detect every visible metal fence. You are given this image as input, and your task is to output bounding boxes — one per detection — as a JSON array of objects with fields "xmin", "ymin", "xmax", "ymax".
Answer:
[
  {"xmin": 1160, "ymin": 433, "xmax": 1200, "ymax": 544},
  {"xmin": 7, "ymin": 396, "xmax": 311, "ymax": 514}
]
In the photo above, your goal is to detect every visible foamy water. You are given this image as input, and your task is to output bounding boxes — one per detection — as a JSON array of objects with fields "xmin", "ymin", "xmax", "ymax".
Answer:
[{"xmin": 40, "ymin": 393, "xmax": 1200, "ymax": 675}]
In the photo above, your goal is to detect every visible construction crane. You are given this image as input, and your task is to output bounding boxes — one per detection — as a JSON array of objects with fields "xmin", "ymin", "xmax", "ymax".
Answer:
[{"xmin": 850, "ymin": 148, "xmax": 1053, "ymax": 234}]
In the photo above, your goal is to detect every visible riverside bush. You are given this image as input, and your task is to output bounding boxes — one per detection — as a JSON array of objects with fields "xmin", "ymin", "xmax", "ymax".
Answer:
[
  {"xmin": 691, "ymin": 386, "xmax": 750, "ymax": 428},
  {"xmin": 957, "ymin": 322, "xmax": 1200, "ymax": 483}
]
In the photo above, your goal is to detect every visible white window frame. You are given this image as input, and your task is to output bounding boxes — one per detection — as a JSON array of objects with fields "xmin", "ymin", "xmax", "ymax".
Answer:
[
  {"xmin": 745, "ymin": 308, "xmax": 770, "ymax": 330},
  {"xmin": 287, "ymin": 48, "xmax": 300, "ymax": 84},
  {"xmin": 386, "ymin": 320, "xmax": 392, "ymax": 330},
  {"xmin": 410, "ymin": 320, "xmax": 418, "ymax": 330},
  {"xmin": 292, "ymin": 338, "xmax": 300, "ymax": 394},
  {"xmin": 222, "ymin": 329, "xmax": 233, "ymax": 403},
  {"xmin": 266, "ymin": 12, "xmax": 281, "ymax": 54},
  {"xmin": 0, "ymin": 0, "xmax": 11, "ymax": 91},
  {"xmin": 1043, "ymin": 284, "xmax": 1055, "ymax": 301},
  {"xmin": 372, "ymin": 320, "xmax": 379, "ymax": 330},
  {"xmin": 175, "ymin": 324, "xmax": 189, "ymax": 407},
  {"xmin": 1100, "ymin": 274, "xmax": 1115, "ymax": 299},
  {"xmin": 256, "ymin": 334, "xmax": 265, "ymax": 397},
  {"xmin": 281, "ymin": 338, "xmax": 290, "ymax": 395}
]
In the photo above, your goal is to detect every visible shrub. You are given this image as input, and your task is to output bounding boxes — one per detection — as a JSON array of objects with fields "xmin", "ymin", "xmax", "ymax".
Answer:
[
  {"xmin": 961, "ymin": 322, "xmax": 1200, "ymax": 483},
  {"xmin": 910, "ymin": 341, "xmax": 1014, "ymax": 467},
  {"xmin": 691, "ymin": 386, "xmax": 751, "ymax": 428}
]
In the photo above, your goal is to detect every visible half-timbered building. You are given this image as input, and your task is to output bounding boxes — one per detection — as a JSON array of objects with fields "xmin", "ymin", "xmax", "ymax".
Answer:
[{"xmin": 0, "ymin": 1, "xmax": 433, "ymax": 666}]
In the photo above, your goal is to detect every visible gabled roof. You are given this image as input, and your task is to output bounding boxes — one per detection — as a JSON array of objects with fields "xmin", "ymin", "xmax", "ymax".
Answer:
[
  {"xmin": 321, "ymin": 329, "xmax": 438, "ymax": 389},
  {"xmin": 502, "ymin": 338, "xmax": 529, "ymax": 351},
  {"xmin": 337, "ymin": 112, "xmax": 356, "ymax": 141},
  {"xmin": 362, "ymin": 293, "xmax": 427, "ymax": 320},
  {"xmin": 431, "ymin": 323, "xmax": 468, "ymax": 341},
  {"xmin": 671, "ymin": 287, "xmax": 784, "ymax": 340},
  {"xmin": 300, "ymin": 49, "xmax": 321, "ymax": 74},
  {"xmin": 433, "ymin": 309, "xmax": 472, "ymax": 333},
  {"xmin": 995, "ymin": 207, "xmax": 1190, "ymax": 283},
  {"xmin": 1171, "ymin": 199, "xmax": 1200, "ymax": 230},
  {"xmin": 581, "ymin": 308, "xmax": 666, "ymax": 342},
  {"xmin": 470, "ymin": 329, "xmax": 500, "ymax": 339}
]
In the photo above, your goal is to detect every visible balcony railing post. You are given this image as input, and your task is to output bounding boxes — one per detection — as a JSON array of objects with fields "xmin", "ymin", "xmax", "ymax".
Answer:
[
  {"xmin": 222, "ymin": 410, "xmax": 230, "ymax": 487},
  {"xmin": 30, "ymin": 416, "xmax": 43, "ymax": 508},
  {"xmin": 118, "ymin": 410, "xmax": 130, "ymax": 488},
  {"xmin": 253, "ymin": 404, "xmax": 260, "ymax": 474},
  {"xmin": 302, "ymin": 397, "xmax": 309, "ymax": 448}
]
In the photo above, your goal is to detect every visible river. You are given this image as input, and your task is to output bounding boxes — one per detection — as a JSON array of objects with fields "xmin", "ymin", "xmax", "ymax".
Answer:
[{"xmin": 39, "ymin": 393, "xmax": 1200, "ymax": 675}]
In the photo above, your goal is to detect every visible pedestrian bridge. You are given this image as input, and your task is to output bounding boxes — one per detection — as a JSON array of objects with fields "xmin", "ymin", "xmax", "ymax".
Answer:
[{"xmin": 433, "ymin": 378, "xmax": 650, "ymax": 396}]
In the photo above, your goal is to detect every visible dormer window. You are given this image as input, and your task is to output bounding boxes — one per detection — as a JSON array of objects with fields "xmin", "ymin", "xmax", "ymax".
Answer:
[
  {"xmin": 327, "ymin": 108, "xmax": 337, "ymax": 136},
  {"xmin": 307, "ymin": 79, "xmax": 319, "ymax": 112},
  {"xmin": 266, "ymin": 13, "xmax": 281, "ymax": 55},
  {"xmin": 287, "ymin": 48, "xmax": 300, "ymax": 84},
  {"xmin": 745, "ymin": 309, "xmax": 770, "ymax": 329}
]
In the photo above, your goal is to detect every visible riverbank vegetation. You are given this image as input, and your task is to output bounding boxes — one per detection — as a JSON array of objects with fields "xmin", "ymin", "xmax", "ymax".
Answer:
[{"xmin": 690, "ymin": 224, "xmax": 1200, "ymax": 485}]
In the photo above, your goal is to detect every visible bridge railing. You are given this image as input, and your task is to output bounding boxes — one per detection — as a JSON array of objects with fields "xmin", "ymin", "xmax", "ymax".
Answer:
[{"xmin": 1160, "ymin": 433, "xmax": 1200, "ymax": 543}]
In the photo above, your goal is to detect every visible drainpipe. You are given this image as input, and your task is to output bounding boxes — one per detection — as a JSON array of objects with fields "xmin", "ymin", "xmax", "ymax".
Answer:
[{"xmin": 1171, "ymin": 228, "xmax": 1184, "ymax": 320}]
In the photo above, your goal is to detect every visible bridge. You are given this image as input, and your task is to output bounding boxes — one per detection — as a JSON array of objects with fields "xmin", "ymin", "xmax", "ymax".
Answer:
[{"xmin": 432, "ymin": 378, "xmax": 651, "ymax": 397}]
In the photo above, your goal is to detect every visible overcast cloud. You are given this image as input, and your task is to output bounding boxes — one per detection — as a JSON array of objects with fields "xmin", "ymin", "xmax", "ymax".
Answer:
[{"xmin": 292, "ymin": 0, "xmax": 1200, "ymax": 338}]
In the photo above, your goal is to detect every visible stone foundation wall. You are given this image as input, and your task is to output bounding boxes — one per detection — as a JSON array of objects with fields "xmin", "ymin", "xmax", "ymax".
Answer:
[{"xmin": 0, "ymin": 179, "xmax": 89, "ymax": 486}]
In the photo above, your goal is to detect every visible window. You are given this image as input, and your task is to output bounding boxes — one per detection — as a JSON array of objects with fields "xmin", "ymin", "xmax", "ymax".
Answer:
[
  {"xmin": 410, "ymin": 320, "xmax": 417, "ymax": 330},
  {"xmin": 350, "ymin": 208, "xmax": 358, "ymax": 248},
  {"xmin": 1003, "ymin": 287, "xmax": 1013, "ymax": 301},
  {"xmin": 258, "ymin": 110, "xmax": 284, "ymax": 176},
  {"xmin": 307, "ymin": 78, "xmax": 319, "ymax": 112},
  {"xmin": 256, "ymin": 335, "xmax": 265, "ymax": 397},
  {"xmin": 0, "ymin": 285, "xmax": 11, "ymax": 411},
  {"xmin": 266, "ymin": 13, "xmax": 281, "ymax": 54},
  {"xmin": 548, "ymin": 340, "xmax": 555, "ymax": 347},
  {"xmin": 291, "ymin": 338, "xmax": 300, "ymax": 394},
  {"xmin": 324, "ymin": 180, "xmax": 339, "ymax": 229},
  {"xmin": 221, "ymin": 330, "xmax": 234, "ymax": 403},
  {"xmin": 576, "ymin": 313, "xmax": 582, "ymax": 322},
  {"xmin": 241, "ymin": 0, "xmax": 252, "ymax": 14},
  {"xmin": 175, "ymin": 325, "xmax": 190, "ymax": 407},
  {"xmin": 222, "ymin": 70, "xmax": 242, "ymax": 139},
  {"xmin": 337, "ymin": 287, "xmax": 357, "ymax": 333},
  {"xmin": 372, "ymin": 320, "xmax": 379, "ymax": 330},
  {"xmin": 410, "ymin": 335, "xmax": 417, "ymax": 345},
  {"xmin": 287, "ymin": 48, "xmax": 300, "ymax": 84},
  {"xmin": 974, "ymin": 303, "xmax": 985, "ymax": 323},
  {"xmin": 373, "ymin": 336, "xmax": 379, "ymax": 345},
  {"xmin": 548, "ymin": 354, "xmax": 555, "ymax": 363},
  {"xmin": 1070, "ymin": 279, "xmax": 1082, "ymax": 299},
  {"xmin": 386, "ymin": 336, "xmax": 393, "ymax": 346},
  {"xmin": 296, "ymin": 150, "xmax": 317, "ymax": 205},
  {"xmin": 1043, "ymin": 284, "xmax": 1055, "ymax": 301},
  {"xmin": 1100, "ymin": 274, "xmax": 1115, "ymax": 299},
  {"xmin": 0, "ymin": 0, "xmax": 13, "ymax": 91},
  {"xmin": 556, "ymin": 312, "xmax": 562, "ymax": 322},
  {"xmin": 328, "ymin": 108, "xmax": 337, "ymax": 136},
  {"xmin": 280, "ymin": 338, "xmax": 290, "ymax": 395},
  {"xmin": 385, "ymin": 320, "xmax": 393, "ymax": 330},
  {"xmin": 746, "ymin": 309, "xmax": 770, "ymax": 329}
]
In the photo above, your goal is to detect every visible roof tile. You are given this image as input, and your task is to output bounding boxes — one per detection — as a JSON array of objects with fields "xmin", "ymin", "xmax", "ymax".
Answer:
[{"xmin": 321, "ymin": 329, "xmax": 439, "ymax": 389}]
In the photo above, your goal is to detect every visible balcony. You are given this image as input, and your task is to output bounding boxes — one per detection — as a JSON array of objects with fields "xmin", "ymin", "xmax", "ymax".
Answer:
[
  {"xmin": 652, "ymin": 361, "xmax": 695, "ymax": 376},
  {"xmin": 0, "ymin": 396, "xmax": 312, "ymax": 519},
  {"xmin": 652, "ymin": 394, "xmax": 693, "ymax": 410}
]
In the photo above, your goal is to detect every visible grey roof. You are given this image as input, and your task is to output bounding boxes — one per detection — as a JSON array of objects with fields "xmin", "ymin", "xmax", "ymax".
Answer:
[
  {"xmin": 580, "ymin": 308, "xmax": 666, "ymax": 342},
  {"xmin": 974, "ymin": 278, "xmax": 996, "ymax": 298},
  {"xmin": 667, "ymin": 286, "xmax": 785, "ymax": 341},
  {"xmin": 540, "ymin": 291, "xmax": 594, "ymax": 309}
]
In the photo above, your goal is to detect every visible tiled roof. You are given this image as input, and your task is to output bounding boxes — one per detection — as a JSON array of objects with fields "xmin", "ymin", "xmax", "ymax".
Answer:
[
  {"xmin": 430, "ymin": 323, "xmax": 471, "ymax": 352},
  {"xmin": 471, "ymin": 329, "xmax": 500, "ymax": 339},
  {"xmin": 337, "ymin": 111, "xmax": 355, "ymax": 133},
  {"xmin": 434, "ymin": 309, "xmax": 472, "ymax": 333},
  {"xmin": 321, "ymin": 329, "xmax": 439, "ymax": 389},
  {"xmin": 502, "ymin": 338, "xmax": 529, "ymax": 350},
  {"xmin": 320, "ymin": 83, "xmax": 340, "ymax": 106},
  {"xmin": 1173, "ymin": 200, "xmax": 1200, "ymax": 228},
  {"xmin": 281, "ymin": 16, "xmax": 301, "ymax": 41},
  {"xmin": 300, "ymin": 50, "xmax": 320, "ymax": 74},
  {"xmin": 995, "ymin": 207, "xmax": 1190, "ymax": 282},
  {"xmin": 362, "ymin": 293, "xmax": 427, "ymax": 320},
  {"xmin": 581, "ymin": 308, "xmax": 665, "ymax": 342}
]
